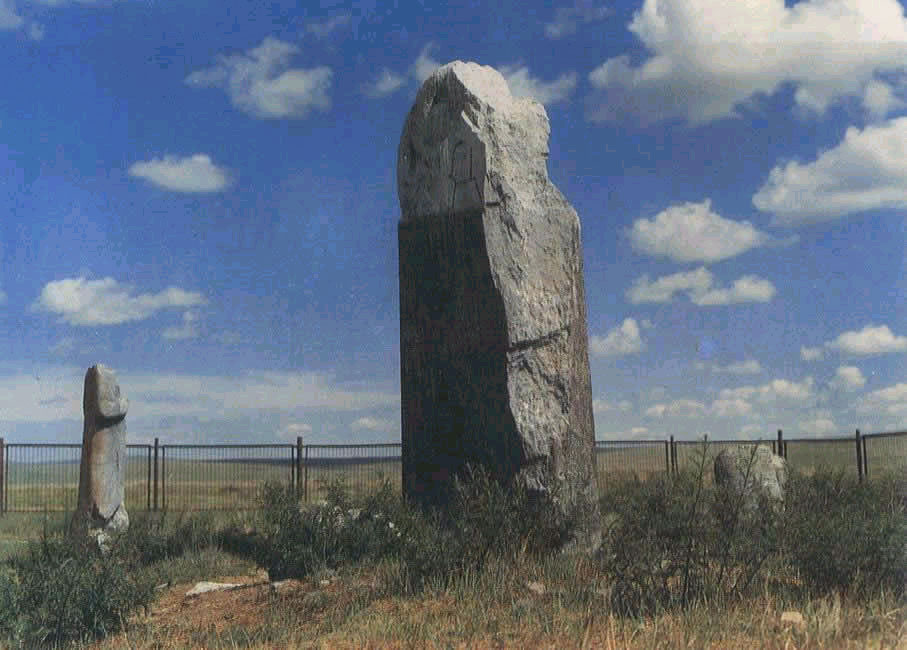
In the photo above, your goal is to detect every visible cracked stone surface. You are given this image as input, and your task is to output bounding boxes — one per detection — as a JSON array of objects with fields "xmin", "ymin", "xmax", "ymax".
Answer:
[
  {"xmin": 397, "ymin": 61, "xmax": 599, "ymax": 544},
  {"xmin": 71, "ymin": 364, "xmax": 129, "ymax": 545}
]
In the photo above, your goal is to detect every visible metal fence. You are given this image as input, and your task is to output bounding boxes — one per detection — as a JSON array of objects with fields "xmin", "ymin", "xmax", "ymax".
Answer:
[{"xmin": 0, "ymin": 429, "xmax": 903, "ymax": 513}]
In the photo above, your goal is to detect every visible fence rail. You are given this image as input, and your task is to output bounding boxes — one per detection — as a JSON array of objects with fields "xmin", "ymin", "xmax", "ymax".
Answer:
[{"xmin": 0, "ymin": 429, "xmax": 903, "ymax": 513}]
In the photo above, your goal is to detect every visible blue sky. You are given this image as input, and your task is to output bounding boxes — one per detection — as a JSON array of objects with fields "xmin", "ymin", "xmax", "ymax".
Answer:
[{"xmin": 1, "ymin": 0, "xmax": 905, "ymax": 445}]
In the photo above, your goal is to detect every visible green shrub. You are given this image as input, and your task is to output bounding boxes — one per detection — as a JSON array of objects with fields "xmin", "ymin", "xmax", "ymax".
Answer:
[
  {"xmin": 782, "ymin": 469, "xmax": 906, "ymax": 597},
  {"xmin": 0, "ymin": 535, "xmax": 155, "ymax": 646},
  {"xmin": 120, "ymin": 511, "xmax": 219, "ymax": 566},
  {"xmin": 599, "ymin": 443, "xmax": 781, "ymax": 616}
]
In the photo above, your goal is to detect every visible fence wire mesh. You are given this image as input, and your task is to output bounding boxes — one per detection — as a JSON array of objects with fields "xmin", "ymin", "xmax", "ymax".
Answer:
[
  {"xmin": 0, "ymin": 431, "xmax": 902, "ymax": 513},
  {"xmin": 594, "ymin": 440, "xmax": 668, "ymax": 483},
  {"xmin": 302, "ymin": 444, "xmax": 401, "ymax": 504},
  {"xmin": 160, "ymin": 445, "xmax": 294, "ymax": 511}
]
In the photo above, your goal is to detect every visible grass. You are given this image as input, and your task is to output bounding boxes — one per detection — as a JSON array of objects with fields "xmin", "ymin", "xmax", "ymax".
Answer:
[{"xmin": 0, "ymin": 445, "xmax": 903, "ymax": 647}]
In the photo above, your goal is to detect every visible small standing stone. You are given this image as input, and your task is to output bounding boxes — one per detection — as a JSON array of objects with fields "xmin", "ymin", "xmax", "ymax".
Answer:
[
  {"xmin": 714, "ymin": 444, "xmax": 787, "ymax": 513},
  {"xmin": 70, "ymin": 364, "xmax": 129, "ymax": 548}
]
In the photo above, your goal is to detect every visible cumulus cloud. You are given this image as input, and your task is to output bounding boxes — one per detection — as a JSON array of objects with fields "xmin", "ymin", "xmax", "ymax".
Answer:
[
  {"xmin": 33, "ymin": 276, "xmax": 206, "ymax": 326},
  {"xmin": 499, "ymin": 65, "xmax": 577, "ymax": 105},
  {"xmin": 702, "ymin": 360, "xmax": 763, "ymax": 375},
  {"xmin": 278, "ymin": 422, "xmax": 312, "ymax": 441},
  {"xmin": 830, "ymin": 365, "xmax": 867, "ymax": 391},
  {"xmin": 645, "ymin": 399, "xmax": 707, "ymax": 417},
  {"xmin": 0, "ymin": 0, "xmax": 23, "ymax": 30},
  {"xmin": 411, "ymin": 42, "xmax": 441, "ymax": 83},
  {"xmin": 863, "ymin": 79, "xmax": 905, "ymax": 120},
  {"xmin": 128, "ymin": 154, "xmax": 231, "ymax": 193},
  {"xmin": 798, "ymin": 417, "xmax": 838, "ymax": 435},
  {"xmin": 855, "ymin": 382, "xmax": 907, "ymax": 416},
  {"xmin": 826, "ymin": 324, "xmax": 907, "ymax": 356},
  {"xmin": 627, "ymin": 267, "xmax": 776, "ymax": 305},
  {"xmin": 588, "ymin": 0, "xmax": 907, "ymax": 124},
  {"xmin": 801, "ymin": 346, "xmax": 824, "ymax": 361},
  {"xmin": 305, "ymin": 14, "xmax": 350, "ymax": 39},
  {"xmin": 351, "ymin": 416, "xmax": 395, "ymax": 432},
  {"xmin": 710, "ymin": 398, "xmax": 753, "ymax": 417},
  {"xmin": 545, "ymin": 2, "xmax": 612, "ymax": 38},
  {"xmin": 590, "ymin": 318, "xmax": 645, "ymax": 357},
  {"xmin": 0, "ymin": 367, "xmax": 400, "ymax": 423},
  {"xmin": 753, "ymin": 118, "xmax": 907, "ymax": 224},
  {"xmin": 186, "ymin": 36, "xmax": 332, "ymax": 119},
  {"xmin": 364, "ymin": 68, "xmax": 406, "ymax": 98},
  {"xmin": 593, "ymin": 397, "xmax": 633, "ymax": 413},
  {"xmin": 628, "ymin": 200, "xmax": 769, "ymax": 263},
  {"xmin": 0, "ymin": 287, "xmax": 6, "ymax": 304},
  {"xmin": 720, "ymin": 377, "xmax": 815, "ymax": 404},
  {"xmin": 162, "ymin": 311, "xmax": 201, "ymax": 341}
]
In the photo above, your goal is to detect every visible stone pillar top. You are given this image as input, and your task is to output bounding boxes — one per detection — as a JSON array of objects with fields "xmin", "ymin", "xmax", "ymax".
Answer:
[
  {"xmin": 84, "ymin": 364, "xmax": 128, "ymax": 421},
  {"xmin": 397, "ymin": 61, "xmax": 551, "ymax": 224}
]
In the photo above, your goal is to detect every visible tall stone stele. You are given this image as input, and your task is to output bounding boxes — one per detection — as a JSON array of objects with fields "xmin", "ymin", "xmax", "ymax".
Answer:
[
  {"xmin": 70, "ymin": 364, "xmax": 129, "ymax": 546},
  {"xmin": 397, "ymin": 61, "xmax": 599, "ymax": 545}
]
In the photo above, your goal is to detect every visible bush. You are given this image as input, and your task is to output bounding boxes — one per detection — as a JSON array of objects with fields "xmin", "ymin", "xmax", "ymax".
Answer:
[
  {"xmin": 599, "ymin": 443, "xmax": 781, "ymax": 616},
  {"xmin": 0, "ymin": 535, "xmax": 155, "ymax": 646},
  {"xmin": 782, "ymin": 469, "xmax": 906, "ymax": 597},
  {"xmin": 120, "ymin": 511, "xmax": 219, "ymax": 566},
  {"xmin": 247, "ymin": 467, "xmax": 575, "ymax": 592}
]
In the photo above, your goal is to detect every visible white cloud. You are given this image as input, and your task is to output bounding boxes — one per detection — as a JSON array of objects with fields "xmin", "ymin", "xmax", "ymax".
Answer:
[
  {"xmin": 27, "ymin": 21, "xmax": 43, "ymax": 40},
  {"xmin": 826, "ymin": 324, "xmax": 907, "ymax": 356},
  {"xmin": 588, "ymin": 0, "xmax": 907, "ymax": 124},
  {"xmin": 364, "ymin": 68, "xmax": 406, "ymax": 98},
  {"xmin": 0, "ymin": 287, "xmax": 6, "ymax": 304},
  {"xmin": 593, "ymin": 398, "xmax": 633, "ymax": 413},
  {"xmin": 545, "ymin": 3, "xmax": 612, "ymax": 39},
  {"xmin": 645, "ymin": 399, "xmax": 707, "ymax": 417},
  {"xmin": 499, "ymin": 65, "xmax": 577, "ymax": 105},
  {"xmin": 590, "ymin": 318, "xmax": 645, "ymax": 357},
  {"xmin": 703, "ymin": 360, "xmax": 763, "ymax": 375},
  {"xmin": 801, "ymin": 346, "xmax": 824, "ymax": 361},
  {"xmin": 753, "ymin": 118, "xmax": 907, "ymax": 224},
  {"xmin": 831, "ymin": 365, "xmax": 866, "ymax": 391},
  {"xmin": 720, "ymin": 377, "xmax": 815, "ymax": 404},
  {"xmin": 351, "ymin": 416, "xmax": 395, "ymax": 432},
  {"xmin": 186, "ymin": 36, "xmax": 332, "ymax": 119},
  {"xmin": 693, "ymin": 275, "xmax": 777, "ymax": 306},
  {"xmin": 627, "ymin": 267, "xmax": 776, "ymax": 305},
  {"xmin": 628, "ymin": 200, "xmax": 769, "ymax": 263},
  {"xmin": 162, "ymin": 311, "xmax": 201, "ymax": 341},
  {"xmin": 411, "ymin": 42, "xmax": 441, "ymax": 83},
  {"xmin": 305, "ymin": 14, "xmax": 350, "ymax": 39},
  {"xmin": 863, "ymin": 79, "xmax": 904, "ymax": 120},
  {"xmin": 277, "ymin": 422, "xmax": 312, "ymax": 441},
  {"xmin": 627, "ymin": 267, "xmax": 713, "ymax": 304},
  {"xmin": 0, "ymin": 0, "xmax": 23, "ymax": 30},
  {"xmin": 798, "ymin": 417, "xmax": 838, "ymax": 435},
  {"xmin": 710, "ymin": 398, "xmax": 753, "ymax": 417},
  {"xmin": 128, "ymin": 154, "xmax": 231, "ymax": 193},
  {"xmin": 33, "ymin": 276, "xmax": 206, "ymax": 326},
  {"xmin": 0, "ymin": 367, "xmax": 400, "ymax": 423},
  {"xmin": 855, "ymin": 382, "xmax": 907, "ymax": 416}
]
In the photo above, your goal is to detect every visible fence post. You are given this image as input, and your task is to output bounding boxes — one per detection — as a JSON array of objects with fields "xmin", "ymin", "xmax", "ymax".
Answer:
[
  {"xmin": 0, "ymin": 437, "xmax": 4, "ymax": 515},
  {"xmin": 303, "ymin": 444, "xmax": 309, "ymax": 503},
  {"xmin": 161, "ymin": 444, "xmax": 166, "ymax": 511},
  {"xmin": 777, "ymin": 429, "xmax": 786, "ymax": 459},
  {"xmin": 146, "ymin": 445, "xmax": 151, "ymax": 511},
  {"xmin": 855, "ymin": 429, "xmax": 863, "ymax": 482},
  {"xmin": 664, "ymin": 439, "xmax": 670, "ymax": 474},
  {"xmin": 669, "ymin": 435, "xmax": 676, "ymax": 474},
  {"xmin": 296, "ymin": 436, "xmax": 303, "ymax": 498},
  {"xmin": 862, "ymin": 433, "xmax": 868, "ymax": 480},
  {"xmin": 153, "ymin": 438, "xmax": 159, "ymax": 511}
]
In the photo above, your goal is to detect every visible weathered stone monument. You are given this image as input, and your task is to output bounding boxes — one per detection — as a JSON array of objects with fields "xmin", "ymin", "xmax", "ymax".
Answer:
[
  {"xmin": 71, "ymin": 364, "xmax": 129, "ymax": 548},
  {"xmin": 714, "ymin": 444, "xmax": 787, "ymax": 513},
  {"xmin": 397, "ymin": 61, "xmax": 599, "ymax": 543}
]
